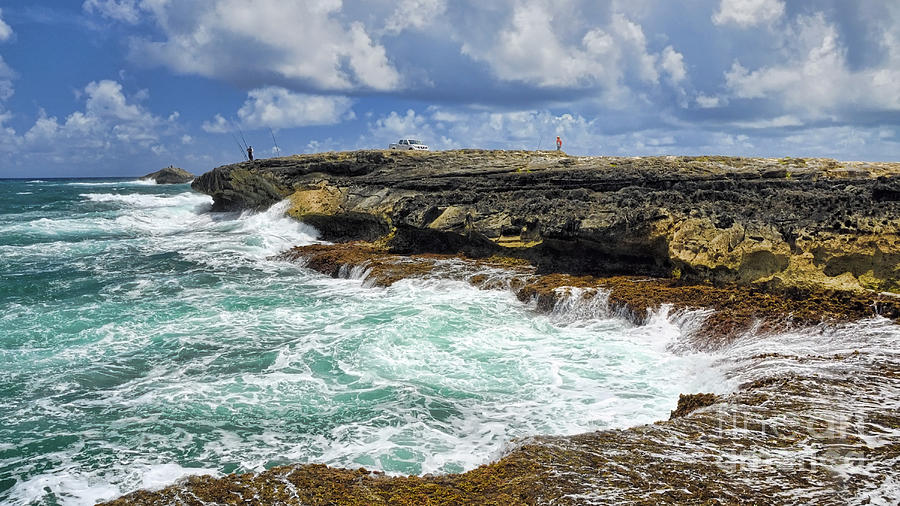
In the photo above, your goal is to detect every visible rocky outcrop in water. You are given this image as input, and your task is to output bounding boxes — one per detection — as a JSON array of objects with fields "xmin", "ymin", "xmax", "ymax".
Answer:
[
  {"xmin": 102, "ymin": 297, "xmax": 900, "ymax": 505},
  {"xmin": 191, "ymin": 150, "xmax": 900, "ymax": 295},
  {"xmin": 106, "ymin": 152, "xmax": 900, "ymax": 504},
  {"xmin": 142, "ymin": 166, "xmax": 194, "ymax": 184},
  {"xmin": 275, "ymin": 242, "xmax": 900, "ymax": 343}
]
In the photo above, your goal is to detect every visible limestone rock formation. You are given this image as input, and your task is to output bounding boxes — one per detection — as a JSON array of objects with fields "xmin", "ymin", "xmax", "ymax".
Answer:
[
  {"xmin": 141, "ymin": 166, "xmax": 194, "ymax": 184},
  {"xmin": 191, "ymin": 150, "xmax": 900, "ymax": 294},
  {"xmin": 116, "ymin": 151, "xmax": 900, "ymax": 505}
]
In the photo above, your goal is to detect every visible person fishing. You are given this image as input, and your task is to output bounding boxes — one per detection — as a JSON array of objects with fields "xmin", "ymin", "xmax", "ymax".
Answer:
[
  {"xmin": 247, "ymin": 146, "xmax": 254, "ymax": 161},
  {"xmin": 556, "ymin": 136, "xmax": 562, "ymax": 152}
]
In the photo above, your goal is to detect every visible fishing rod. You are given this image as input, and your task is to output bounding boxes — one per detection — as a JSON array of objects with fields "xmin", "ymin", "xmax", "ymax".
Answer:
[
  {"xmin": 230, "ymin": 133, "xmax": 249, "ymax": 160},
  {"xmin": 237, "ymin": 126, "xmax": 250, "ymax": 155},
  {"xmin": 228, "ymin": 119, "xmax": 249, "ymax": 151},
  {"xmin": 269, "ymin": 128, "xmax": 280, "ymax": 156}
]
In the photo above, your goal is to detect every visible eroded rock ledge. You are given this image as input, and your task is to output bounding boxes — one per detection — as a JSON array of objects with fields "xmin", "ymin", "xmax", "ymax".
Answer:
[
  {"xmin": 192, "ymin": 150, "xmax": 900, "ymax": 295},
  {"xmin": 103, "ymin": 239, "xmax": 900, "ymax": 504},
  {"xmin": 109, "ymin": 151, "xmax": 900, "ymax": 505},
  {"xmin": 276, "ymin": 242, "xmax": 899, "ymax": 346}
]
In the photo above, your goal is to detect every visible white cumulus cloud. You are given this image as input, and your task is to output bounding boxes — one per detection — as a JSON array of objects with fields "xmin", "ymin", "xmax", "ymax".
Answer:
[
  {"xmin": 695, "ymin": 93, "xmax": 724, "ymax": 108},
  {"xmin": 0, "ymin": 8, "xmax": 14, "ymax": 102},
  {"xmin": 236, "ymin": 87, "xmax": 354, "ymax": 129},
  {"xmin": 82, "ymin": 0, "xmax": 142, "ymax": 24},
  {"xmin": 124, "ymin": 0, "xmax": 401, "ymax": 92},
  {"xmin": 733, "ymin": 114, "xmax": 802, "ymax": 129},
  {"xmin": 0, "ymin": 56, "xmax": 14, "ymax": 101},
  {"xmin": 202, "ymin": 114, "xmax": 230, "ymax": 134},
  {"xmin": 384, "ymin": 0, "xmax": 446, "ymax": 33},
  {"xmin": 77, "ymin": 0, "xmax": 693, "ymax": 112},
  {"xmin": 13, "ymin": 80, "xmax": 181, "ymax": 166},
  {"xmin": 458, "ymin": 2, "xmax": 683, "ymax": 104},
  {"xmin": 712, "ymin": 0, "xmax": 785, "ymax": 28},
  {"xmin": 0, "ymin": 8, "xmax": 12, "ymax": 41},
  {"xmin": 724, "ymin": 13, "xmax": 900, "ymax": 117},
  {"xmin": 368, "ymin": 109, "xmax": 433, "ymax": 144},
  {"xmin": 660, "ymin": 45, "xmax": 686, "ymax": 83}
]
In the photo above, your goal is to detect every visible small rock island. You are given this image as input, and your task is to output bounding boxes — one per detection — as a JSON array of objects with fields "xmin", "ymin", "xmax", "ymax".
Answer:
[{"xmin": 141, "ymin": 166, "xmax": 194, "ymax": 184}]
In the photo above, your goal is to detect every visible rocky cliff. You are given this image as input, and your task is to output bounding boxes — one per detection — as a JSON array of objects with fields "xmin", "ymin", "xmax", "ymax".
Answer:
[
  {"xmin": 192, "ymin": 150, "xmax": 900, "ymax": 295},
  {"xmin": 105, "ymin": 151, "xmax": 900, "ymax": 504}
]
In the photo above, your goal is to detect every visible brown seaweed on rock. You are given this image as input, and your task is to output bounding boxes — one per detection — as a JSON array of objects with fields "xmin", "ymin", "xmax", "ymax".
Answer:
[
  {"xmin": 278, "ymin": 242, "xmax": 900, "ymax": 345},
  {"xmin": 102, "ymin": 244, "xmax": 900, "ymax": 506},
  {"xmin": 103, "ymin": 151, "xmax": 900, "ymax": 505},
  {"xmin": 103, "ymin": 342, "xmax": 900, "ymax": 505},
  {"xmin": 669, "ymin": 393, "xmax": 719, "ymax": 419}
]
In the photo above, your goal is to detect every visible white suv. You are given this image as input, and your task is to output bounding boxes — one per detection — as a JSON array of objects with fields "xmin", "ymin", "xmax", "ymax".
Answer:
[{"xmin": 389, "ymin": 139, "xmax": 429, "ymax": 151}]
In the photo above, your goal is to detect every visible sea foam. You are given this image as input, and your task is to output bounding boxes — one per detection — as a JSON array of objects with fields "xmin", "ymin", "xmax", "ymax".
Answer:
[
  {"xmin": 66, "ymin": 179, "xmax": 158, "ymax": 187},
  {"xmin": 0, "ymin": 183, "xmax": 737, "ymax": 504}
]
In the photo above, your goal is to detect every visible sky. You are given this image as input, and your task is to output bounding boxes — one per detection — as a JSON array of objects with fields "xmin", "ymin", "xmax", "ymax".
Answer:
[{"xmin": 0, "ymin": 0, "xmax": 898, "ymax": 177}]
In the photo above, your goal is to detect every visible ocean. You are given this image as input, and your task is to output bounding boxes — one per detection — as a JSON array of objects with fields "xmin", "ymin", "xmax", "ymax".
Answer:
[{"xmin": 0, "ymin": 177, "xmax": 769, "ymax": 504}]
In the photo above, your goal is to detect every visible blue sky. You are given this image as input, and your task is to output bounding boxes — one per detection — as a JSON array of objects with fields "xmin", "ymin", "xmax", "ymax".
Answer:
[{"xmin": 0, "ymin": 0, "xmax": 898, "ymax": 177}]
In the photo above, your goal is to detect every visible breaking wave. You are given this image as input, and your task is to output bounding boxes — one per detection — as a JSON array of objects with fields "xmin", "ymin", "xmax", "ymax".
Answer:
[{"xmin": 8, "ymin": 179, "xmax": 894, "ymax": 505}]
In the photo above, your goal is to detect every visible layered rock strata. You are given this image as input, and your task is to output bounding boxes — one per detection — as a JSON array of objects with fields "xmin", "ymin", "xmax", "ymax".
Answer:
[
  {"xmin": 192, "ymin": 150, "xmax": 900, "ymax": 294},
  {"xmin": 104, "ymin": 151, "xmax": 900, "ymax": 505}
]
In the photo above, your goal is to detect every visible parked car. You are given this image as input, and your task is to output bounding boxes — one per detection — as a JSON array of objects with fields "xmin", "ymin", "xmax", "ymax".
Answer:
[{"xmin": 389, "ymin": 139, "xmax": 429, "ymax": 151}]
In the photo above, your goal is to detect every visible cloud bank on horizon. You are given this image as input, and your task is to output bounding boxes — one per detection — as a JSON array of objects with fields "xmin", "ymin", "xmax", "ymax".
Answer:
[{"xmin": 0, "ymin": 0, "xmax": 898, "ymax": 176}]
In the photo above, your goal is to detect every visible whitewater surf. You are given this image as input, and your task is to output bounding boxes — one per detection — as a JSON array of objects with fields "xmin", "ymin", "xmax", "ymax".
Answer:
[{"xmin": 1, "ymin": 179, "xmax": 726, "ymax": 505}]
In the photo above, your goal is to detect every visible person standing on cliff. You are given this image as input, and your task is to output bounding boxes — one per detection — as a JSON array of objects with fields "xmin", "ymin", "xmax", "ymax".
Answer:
[
  {"xmin": 556, "ymin": 136, "xmax": 562, "ymax": 152},
  {"xmin": 247, "ymin": 146, "xmax": 254, "ymax": 161}
]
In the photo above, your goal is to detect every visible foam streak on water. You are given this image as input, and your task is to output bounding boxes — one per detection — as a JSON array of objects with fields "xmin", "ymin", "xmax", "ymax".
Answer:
[{"xmin": 0, "ymin": 179, "xmax": 724, "ymax": 505}]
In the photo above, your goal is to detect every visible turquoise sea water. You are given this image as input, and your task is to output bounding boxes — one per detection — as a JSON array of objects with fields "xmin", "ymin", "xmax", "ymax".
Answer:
[{"xmin": 0, "ymin": 178, "xmax": 722, "ymax": 505}]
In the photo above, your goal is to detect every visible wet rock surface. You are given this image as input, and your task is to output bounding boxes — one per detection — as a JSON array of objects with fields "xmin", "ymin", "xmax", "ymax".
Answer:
[
  {"xmin": 191, "ymin": 150, "xmax": 900, "ymax": 294},
  {"xmin": 276, "ymin": 242, "xmax": 900, "ymax": 345},
  {"xmin": 669, "ymin": 393, "xmax": 719, "ymax": 419},
  {"xmin": 110, "ymin": 151, "xmax": 900, "ymax": 505},
  {"xmin": 141, "ymin": 166, "xmax": 194, "ymax": 184},
  {"xmin": 102, "ymin": 272, "xmax": 900, "ymax": 505},
  {"xmin": 103, "ymin": 243, "xmax": 900, "ymax": 505}
]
